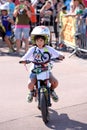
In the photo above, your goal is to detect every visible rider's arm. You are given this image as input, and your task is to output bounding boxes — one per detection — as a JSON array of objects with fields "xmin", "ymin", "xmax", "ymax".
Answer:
[
  {"xmin": 47, "ymin": 46, "xmax": 65, "ymax": 60},
  {"xmin": 19, "ymin": 46, "xmax": 35, "ymax": 63}
]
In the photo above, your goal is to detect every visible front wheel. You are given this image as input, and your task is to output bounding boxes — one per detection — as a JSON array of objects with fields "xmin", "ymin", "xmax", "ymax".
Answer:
[{"xmin": 40, "ymin": 92, "xmax": 49, "ymax": 123}]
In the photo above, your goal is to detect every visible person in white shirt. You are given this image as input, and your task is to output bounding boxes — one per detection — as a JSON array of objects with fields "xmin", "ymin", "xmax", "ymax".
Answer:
[{"xmin": 20, "ymin": 25, "xmax": 65, "ymax": 103}]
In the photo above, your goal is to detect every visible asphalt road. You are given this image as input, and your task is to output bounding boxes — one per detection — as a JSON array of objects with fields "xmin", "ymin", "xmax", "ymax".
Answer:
[{"xmin": 0, "ymin": 46, "xmax": 87, "ymax": 130}]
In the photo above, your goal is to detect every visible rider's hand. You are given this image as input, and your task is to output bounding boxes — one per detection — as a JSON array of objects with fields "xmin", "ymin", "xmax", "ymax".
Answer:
[{"xmin": 19, "ymin": 61, "xmax": 26, "ymax": 64}]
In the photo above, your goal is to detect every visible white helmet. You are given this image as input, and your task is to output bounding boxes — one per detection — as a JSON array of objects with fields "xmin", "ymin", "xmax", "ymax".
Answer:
[
  {"xmin": 0, "ymin": 4, "xmax": 9, "ymax": 11},
  {"xmin": 31, "ymin": 26, "xmax": 50, "ymax": 44}
]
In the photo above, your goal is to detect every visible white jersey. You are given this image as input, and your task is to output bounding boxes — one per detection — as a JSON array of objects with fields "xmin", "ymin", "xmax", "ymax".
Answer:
[{"xmin": 21, "ymin": 45, "xmax": 62, "ymax": 62}]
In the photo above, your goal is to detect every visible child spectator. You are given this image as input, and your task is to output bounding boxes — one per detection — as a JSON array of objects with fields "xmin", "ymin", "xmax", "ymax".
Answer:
[{"xmin": 0, "ymin": 4, "xmax": 15, "ymax": 53}]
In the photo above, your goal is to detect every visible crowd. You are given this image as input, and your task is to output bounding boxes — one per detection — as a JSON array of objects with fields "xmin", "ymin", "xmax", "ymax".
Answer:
[{"xmin": 0, "ymin": 0, "xmax": 87, "ymax": 56}]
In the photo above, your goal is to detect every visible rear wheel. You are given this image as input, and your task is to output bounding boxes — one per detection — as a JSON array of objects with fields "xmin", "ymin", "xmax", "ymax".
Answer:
[{"xmin": 40, "ymin": 92, "xmax": 48, "ymax": 123}]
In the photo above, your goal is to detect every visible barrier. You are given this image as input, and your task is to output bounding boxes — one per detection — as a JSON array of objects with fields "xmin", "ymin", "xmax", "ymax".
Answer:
[{"xmin": 61, "ymin": 16, "xmax": 87, "ymax": 57}]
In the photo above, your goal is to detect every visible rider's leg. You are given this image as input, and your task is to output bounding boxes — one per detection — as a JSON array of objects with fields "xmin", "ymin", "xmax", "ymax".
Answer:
[
  {"xmin": 49, "ymin": 73, "xmax": 59, "ymax": 102},
  {"xmin": 27, "ymin": 76, "xmax": 37, "ymax": 102},
  {"xmin": 50, "ymin": 73, "xmax": 58, "ymax": 89},
  {"xmin": 28, "ymin": 78, "xmax": 36, "ymax": 91}
]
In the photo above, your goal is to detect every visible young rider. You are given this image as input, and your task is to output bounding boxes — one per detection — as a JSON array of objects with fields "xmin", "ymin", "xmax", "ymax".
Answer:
[{"xmin": 19, "ymin": 26, "xmax": 65, "ymax": 103}]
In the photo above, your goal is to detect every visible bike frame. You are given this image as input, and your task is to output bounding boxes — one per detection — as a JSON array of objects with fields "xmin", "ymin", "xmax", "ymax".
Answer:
[{"xmin": 36, "ymin": 69, "xmax": 51, "ymax": 108}]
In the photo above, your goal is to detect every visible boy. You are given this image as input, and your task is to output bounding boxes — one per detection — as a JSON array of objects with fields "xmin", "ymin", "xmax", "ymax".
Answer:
[
  {"xmin": 0, "ymin": 4, "xmax": 15, "ymax": 52},
  {"xmin": 20, "ymin": 26, "xmax": 65, "ymax": 103}
]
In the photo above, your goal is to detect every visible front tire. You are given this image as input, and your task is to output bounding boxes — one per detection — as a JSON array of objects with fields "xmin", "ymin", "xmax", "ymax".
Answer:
[{"xmin": 40, "ymin": 92, "xmax": 48, "ymax": 123}]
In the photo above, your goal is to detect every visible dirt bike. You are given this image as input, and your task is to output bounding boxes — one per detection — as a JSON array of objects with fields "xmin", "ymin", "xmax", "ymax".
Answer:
[{"xmin": 19, "ymin": 53, "xmax": 63, "ymax": 123}]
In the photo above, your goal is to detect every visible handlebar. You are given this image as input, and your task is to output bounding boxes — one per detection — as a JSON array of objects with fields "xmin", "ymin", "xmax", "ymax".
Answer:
[{"xmin": 19, "ymin": 57, "xmax": 65, "ymax": 64}]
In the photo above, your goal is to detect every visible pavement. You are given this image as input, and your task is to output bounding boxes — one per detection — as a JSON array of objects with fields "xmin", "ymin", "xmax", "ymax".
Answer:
[
  {"xmin": 0, "ymin": 39, "xmax": 8, "ymax": 54},
  {"xmin": 0, "ymin": 38, "xmax": 25, "ymax": 57},
  {"xmin": 0, "ymin": 38, "xmax": 87, "ymax": 130}
]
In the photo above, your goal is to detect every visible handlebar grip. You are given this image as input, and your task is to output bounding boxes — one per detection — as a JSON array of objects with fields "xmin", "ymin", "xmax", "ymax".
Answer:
[
  {"xmin": 19, "ymin": 60, "xmax": 31, "ymax": 64},
  {"xmin": 19, "ymin": 61, "xmax": 26, "ymax": 64}
]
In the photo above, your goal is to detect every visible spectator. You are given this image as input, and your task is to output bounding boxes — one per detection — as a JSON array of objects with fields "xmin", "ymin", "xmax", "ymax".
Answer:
[
  {"xmin": 68, "ymin": 0, "xmax": 84, "ymax": 34},
  {"xmin": 13, "ymin": 0, "xmax": 31, "ymax": 55},
  {"xmin": 82, "ymin": 0, "xmax": 87, "ymax": 7},
  {"xmin": 24, "ymin": 0, "xmax": 37, "ymax": 34},
  {"xmin": 69, "ymin": 0, "xmax": 84, "ymax": 15},
  {"xmin": 40, "ymin": 0, "xmax": 53, "ymax": 46},
  {"xmin": 80, "ymin": 8, "xmax": 87, "ymax": 37},
  {"xmin": 0, "ymin": 1, "xmax": 2, "ymax": 6},
  {"xmin": 40, "ymin": 1, "xmax": 53, "ymax": 25},
  {"xmin": 6, "ymin": 0, "xmax": 16, "ymax": 19},
  {"xmin": 56, "ymin": 4, "xmax": 67, "ymax": 27},
  {"xmin": 55, "ymin": 4, "xmax": 67, "ymax": 48},
  {"xmin": 12, "ymin": 0, "xmax": 20, "ymax": 5},
  {"xmin": 81, "ymin": 1, "xmax": 87, "ymax": 25},
  {"xmin": 0, "ymin": 4, "xmax": 15, "ymax": 53},
  {"xmin": 33, "ymin": 0, "xmax": 45, "ymax": 25},
  {"xmin": 64, "ymin": 0, "xmax": 71, "ymax": 11},
  {"xmin": 0, "ymin": 0, "xmax": 7, "ymax": 4},
  {"xmin": 51, "ymin": 0, "xmax": 59, "ymax": 47}
]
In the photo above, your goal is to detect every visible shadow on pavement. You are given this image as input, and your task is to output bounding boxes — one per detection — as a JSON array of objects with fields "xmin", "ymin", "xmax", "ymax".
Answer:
[
  {"xmin": 36, "ymin": 108, "xmax": 87, "ymax": 130},
  {"xmin": 46, "ymin": 109, "xmax": 87, "ymax": 130},
  {"xmin": 0, "ymin": 39, "xmax": 24, "ymax": 57},
  {"xmin": 0, "ymin": 51, "xmax": 23, "ymax": 57}
]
